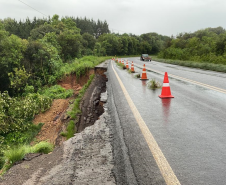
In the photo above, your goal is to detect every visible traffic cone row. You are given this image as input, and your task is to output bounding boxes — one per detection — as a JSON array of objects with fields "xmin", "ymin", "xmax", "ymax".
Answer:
[{"xmin": 113, "ymin": 59, "xmax": 174, "ymax": 98}]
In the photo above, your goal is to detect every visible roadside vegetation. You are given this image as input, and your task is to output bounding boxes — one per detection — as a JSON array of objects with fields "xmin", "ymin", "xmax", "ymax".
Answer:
[
  {"xmin": 152, "ymin": 56, "xmax": 226, "ymax": 73},
  {"xmin": 156, "ymin": 27, "xmax": 226, "ymax": 72},
  {"xmin": 0, "ymin": 141, "xmax": 54, "ymax": 174},
  {"xmin": 117, "ymin": 62, "xmax": 126, "ymax": 69}
]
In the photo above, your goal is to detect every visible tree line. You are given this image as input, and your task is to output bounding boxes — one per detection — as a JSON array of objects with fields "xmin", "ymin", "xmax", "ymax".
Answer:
[
  {"xmin": 158, "ymin": 27, "xmax": 226, "ymax": 65},
  {"xmin": 0, "ymin": 14, "xmax": 169, "ymax": 95}
]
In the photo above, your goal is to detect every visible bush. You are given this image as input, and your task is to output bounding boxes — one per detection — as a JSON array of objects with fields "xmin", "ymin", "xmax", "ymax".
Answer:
[
  {"xmin": 3, "ymin": 123, "xmax": 43, "ymax": 146},
  {"xmin": 0, "ymin": 91, "xmax": 52, "ymax": 135}
]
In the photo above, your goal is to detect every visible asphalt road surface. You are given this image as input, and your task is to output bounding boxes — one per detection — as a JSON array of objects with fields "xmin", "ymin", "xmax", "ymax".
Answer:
[{"xmin": 108, "ymin": 58, "xmax": 226, "ymax": 185}]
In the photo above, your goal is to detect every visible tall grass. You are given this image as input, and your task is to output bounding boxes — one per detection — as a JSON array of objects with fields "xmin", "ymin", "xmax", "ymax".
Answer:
[
  {"xmin": 0, "ymin": 141, "xmax": 53, "ymax": 175},
  {"xmin": 54, "ymin": 56, "xmax": 110, "ymax": 80},
  {"xmin": 31, "ymin": 141, "xmax": 54, "ymax": 154}
]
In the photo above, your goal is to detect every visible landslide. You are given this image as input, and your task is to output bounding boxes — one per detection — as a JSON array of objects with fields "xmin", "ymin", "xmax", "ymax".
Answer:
[{"xmin": 0, "ymin": 64, "xmax": 110, "ymax": 184}]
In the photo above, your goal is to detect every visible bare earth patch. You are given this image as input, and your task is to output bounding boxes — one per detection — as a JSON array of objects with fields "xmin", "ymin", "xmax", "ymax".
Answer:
[{"xmin": 32, "ymin": 99, "xmax": 70, "ymax": 145}]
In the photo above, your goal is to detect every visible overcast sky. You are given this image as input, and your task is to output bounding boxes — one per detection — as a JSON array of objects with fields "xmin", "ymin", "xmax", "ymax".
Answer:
[{"xmin": 1, "ymin": 0, "xmax": 226, "ymax": 36}]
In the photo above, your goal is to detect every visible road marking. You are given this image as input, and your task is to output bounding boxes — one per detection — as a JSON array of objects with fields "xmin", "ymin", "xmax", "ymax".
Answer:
[
  {"xmin": 133, "ymin": 63, "xmax": 226, "ymax": 95},
  {"xmin": 111, "ymin": 61, "xmax": 181, "ymax": 185}
]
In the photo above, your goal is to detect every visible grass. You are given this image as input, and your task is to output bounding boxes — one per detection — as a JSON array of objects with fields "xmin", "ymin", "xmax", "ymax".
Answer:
[
  {"xmin": 147, "ymin": 79, "xmax": 162, "ymax": 89},
  {"xmin": 152, "ymin": 56, "xmax": 226, "ymax": 73},
  {"xmin": 60, "ymin": 120, "xmax": 76, "ymax": 139},
  {"xmin": 0, "ymin": 141, "xmax": 53, "ymax": 175},
  {"xmin": 134, "ymin": 74, "xmax": 140, "ymax": 78},
  {"xmin": 58, "ymin": 56, "xmax": 111, "ymax": 79},
  {"xmin": 117, "ymin": 62, "xmax": 126, "ymax": 69},
  {"xmin": 39, "ymin": 85, "xmax": 73, "ymax": 99},
  {"xmin": 31, "ymin": 141, "xmax": 54, "ymax": 154}
]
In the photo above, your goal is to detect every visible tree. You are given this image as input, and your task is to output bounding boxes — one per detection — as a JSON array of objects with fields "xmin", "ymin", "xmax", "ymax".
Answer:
[
  {"xmin": 0, "ymin": 31, "xmax": 27, "ymax": 92},
  {"xmin": 30, "ymin": 24, "xmax": 59, "ymax": 40}
]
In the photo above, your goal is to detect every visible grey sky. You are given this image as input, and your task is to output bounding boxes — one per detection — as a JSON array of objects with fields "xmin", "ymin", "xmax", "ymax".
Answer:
[{"xmin": 1, "ymin": 0, "xmax": 226, "ymax": 36}]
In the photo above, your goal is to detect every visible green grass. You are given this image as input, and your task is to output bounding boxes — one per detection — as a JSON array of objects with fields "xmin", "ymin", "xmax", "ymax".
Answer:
[
  {"xmin": 31, "ymin": 141, "xmax": 54, "ymax": 154},
  {"xmin": 60, "ymin": 120, "xmax": 76, "ymax": 140},
  {"xmin": 57, "ymin": 56, "xmax": 111, "ymax": 79},
  {"xmin": 152, "ymin": 56, "xmax": 226, "ymax": 73},
  {"xmin": 117, "ymin": 62, "xmax": 126, "ymax": 69},
  {"xmin": 38, "ymin": 85, "xmax": 73, "ymax": 99},
  {"xmin": 0, "ymin": 141, "xmax": 53, "ymax": 175}
]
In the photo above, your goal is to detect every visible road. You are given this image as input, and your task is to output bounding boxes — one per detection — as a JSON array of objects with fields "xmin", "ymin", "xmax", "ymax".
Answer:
[{"xmin": 107, "ymin": 58, "xmax": 226, "ymax": 185}]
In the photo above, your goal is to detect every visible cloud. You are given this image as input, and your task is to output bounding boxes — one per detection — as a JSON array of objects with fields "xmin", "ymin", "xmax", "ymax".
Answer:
[{"xmin": 1, "ymin": 0, "xmax": 226, "ymax": 36}]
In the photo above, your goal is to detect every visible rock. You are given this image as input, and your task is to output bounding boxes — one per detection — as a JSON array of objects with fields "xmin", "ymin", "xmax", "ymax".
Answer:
[{"xmin": 100, "ymin": 91, "xmax": 107, "ymax": 103}]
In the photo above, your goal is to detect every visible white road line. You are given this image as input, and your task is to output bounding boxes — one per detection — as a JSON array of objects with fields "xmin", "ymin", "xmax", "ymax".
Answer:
[{"xmin": 111, "ymin": 61, "xmax": 181, "ymax": 185}]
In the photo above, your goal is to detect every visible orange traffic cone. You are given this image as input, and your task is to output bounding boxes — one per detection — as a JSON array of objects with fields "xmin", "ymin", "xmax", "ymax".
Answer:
[
  {"xmin": 140, "ymin": 64, "xmax": 148, "ymax": 80},
  {"xmin": 159, "ymin": 72, "xmax": 174, "ymax": 98},
  {"xmin": 131, "ymin": 61, "xmax": 135, "ymax": 73},
  {"xmin": 119, "ymin": 59, "xmax": 121, "ymax": 63},
  {"xmin": 122, "ymin": 60, "xmax": 124, "ymax": 65},
  {"xmin": 126, "ymin": 61, "xmax": 129, "ymax": 69}
]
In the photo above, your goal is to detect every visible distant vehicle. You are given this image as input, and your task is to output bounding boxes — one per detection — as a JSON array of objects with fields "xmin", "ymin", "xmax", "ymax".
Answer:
[{"xmin": 140, "ymin": 54, "xmax": 151, "ymax": 61}]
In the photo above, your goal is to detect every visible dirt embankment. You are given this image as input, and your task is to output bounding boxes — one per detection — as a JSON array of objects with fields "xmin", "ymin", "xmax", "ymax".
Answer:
[
  {"xmin": 32, "ymin": 69, "xmax": 102, "ymax": 146},
  {"xmin": 0, "ymin": 62, "xmax": 114, "ymax": 185}
]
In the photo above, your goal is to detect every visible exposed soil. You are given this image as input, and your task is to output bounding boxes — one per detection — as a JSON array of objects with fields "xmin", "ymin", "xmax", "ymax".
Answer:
[
  {"xmin": 32, "ymin": 99, "xmax": 70, "ymax": 145},
  {"xmin": 58, "ymin": 69, "xmax": 94, "ymax": 91},
  {"xmin": 0, "ymin": 63, "xmax": 112, "ymax": 184},
  {"xmin": 31, "ymin": 69, "xmax": 96, "ymax": 145}
]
